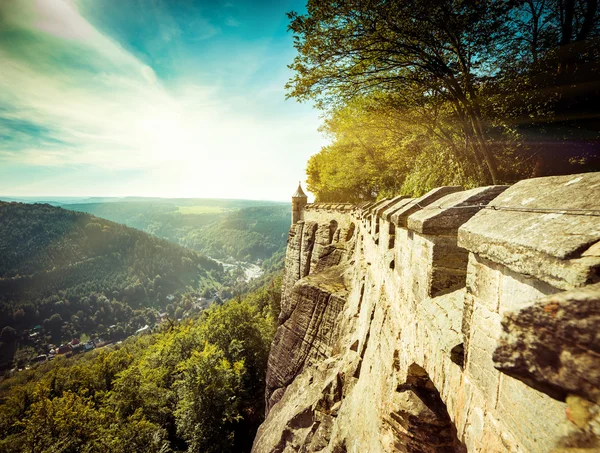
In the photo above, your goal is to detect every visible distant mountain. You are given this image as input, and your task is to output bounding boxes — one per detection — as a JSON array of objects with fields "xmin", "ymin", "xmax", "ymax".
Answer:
[
  {"xmin": 0, "ymin": 202, "xmax": 224, "ymax": 367},
  {"xmin": 0, "ymin": 195, "xmax": 288, "ymax": 206},
  {"xmin": 66, "ymin": 200, "xmax": 291, "ymax": 262}
]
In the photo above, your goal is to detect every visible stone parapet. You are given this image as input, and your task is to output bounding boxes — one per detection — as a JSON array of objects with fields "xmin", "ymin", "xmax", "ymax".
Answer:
[
  {"xmin": 390, "ymin": 186, "xmax": 463, "ymax": 226},
  {"xmin": 458, "ymin": 173, "xmax": 600, "ymax": 290},
  {"xmin": 255, "ymin": 173, "xmax": 600, "ymax": 453}
]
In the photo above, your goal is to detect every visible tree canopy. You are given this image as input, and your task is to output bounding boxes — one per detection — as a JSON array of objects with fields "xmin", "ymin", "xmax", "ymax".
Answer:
[
  {"xmin": 288, "ymin": 0, "xmax": 600, "ymax": 200},
  {"xmin": 0, "ymin": 278, "xmax": 281, "ymax": 453}
]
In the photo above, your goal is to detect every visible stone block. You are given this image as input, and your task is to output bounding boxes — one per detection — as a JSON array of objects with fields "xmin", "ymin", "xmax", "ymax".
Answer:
[
  {"xmin": 466, "ymin": 304, "xmax": 503, "ymax": 405},
  {"xmin": 496, "ymin": 374, "xmax": 573, "ymax": 453},
  {"xmin": 458, "ymin": 172, "xmax": 600, "ymax": 290},
  {"xmin": 382, "ymin": 197, "xmax": 414, "ymax": 222},
  {"xmin": 498, "ymin": 265, "xmax": 559, "ymax": 315},
  {"xmin": 391, "ymin": 186, "xmax": 463, "ymax": 226},
  {"xmin": 464, "ymin": 406, "xmax": 485, "ymax": 453},
  {"xmin": 466, "ymin": 254, "xmax": 502, "ymax": 313},
  {"xmin": 408, "ymin": 185, "xmax": 508, "ymax": 235},
  {"xmin": 366, "ymin": 198, "xmax": 391, "ymax": 216},
  {"xmin": 467, "ymin": 343, "xmax": 501, "ymax": 406},
  {"xmin": 374, "ymin": 195, "xmax": 407, "ymax": 218}
]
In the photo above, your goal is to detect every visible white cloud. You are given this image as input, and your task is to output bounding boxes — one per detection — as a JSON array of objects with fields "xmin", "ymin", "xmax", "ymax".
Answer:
[
  {"xmin": 0, "ymin": 0, "xmax": 325, "ymax": 199},
  {"xmin": 225, "ymin": 16, "xmax": 240, "ymax": 27}
]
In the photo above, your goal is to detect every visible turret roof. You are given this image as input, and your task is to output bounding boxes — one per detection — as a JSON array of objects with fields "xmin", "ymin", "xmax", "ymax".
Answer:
[{"xmin": 293, "ymin": 182, "xmax": 307, "ymax": 198}]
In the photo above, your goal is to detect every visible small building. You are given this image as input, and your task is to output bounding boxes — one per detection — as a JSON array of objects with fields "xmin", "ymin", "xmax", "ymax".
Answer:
[
  {"xmin": 57, "ymin": 344, "xmax": 72, "ymax": 355},
  {"xmin": 32, "ymin": 354, "xmax": 47, "ymax": 363},
  {"xmin": 135, "ymin": 325, "xmax": 150, "ymax": 335},
  {"xmin": 83, "ymin": 341, "xmax": 95, "ymax": 352},
  {"xmin": 292, "ymin": 182, "xmax": 308, "ymax": 224}
]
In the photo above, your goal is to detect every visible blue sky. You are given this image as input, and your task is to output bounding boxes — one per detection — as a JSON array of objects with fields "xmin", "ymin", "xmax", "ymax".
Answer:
[{"xmin": 0, "ymin": 0, "xmax": 323, "ymax": 200}]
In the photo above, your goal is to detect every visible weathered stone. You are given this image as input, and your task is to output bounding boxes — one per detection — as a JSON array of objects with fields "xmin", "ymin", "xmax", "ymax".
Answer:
[
  {"xmin": 458, "ymin": 173, "xmax": 600, "ymax": 290},
  {"xmin": 493, "ymin": 283, "xmax": 600, "ymax": 403},
  {"xmin": 255, "ymin": 174, "xmax": 600, "ymax": 453},
  {"xmin": 407, "ymin": 186, "xmax": 508, "ymax": 235},
  {"xmin": 253, "ymin": 354, "xmax": 362, "ymax": 453},
  {"xmin": 265, "ymin": 265, "xmax": 349, "ymax": 411},
  {"xmin": 390, "ymin": 186, "xmax": 463, "ymax": 226},
  {"xmin": 382, "ymin": 198, "xmax": 414, "ymax": 222},
  {"xmin": 374, "ymin": 195, "xmax": 407, "ymax": 218},
  {"xmin": 367, "ymin": 198, "xmax": 392, "ymax": 216}
]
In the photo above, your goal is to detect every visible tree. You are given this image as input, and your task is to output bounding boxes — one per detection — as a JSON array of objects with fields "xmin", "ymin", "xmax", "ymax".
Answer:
[
  {"xmin": 287, "ymin": 0, "xmax": 600, "ymax": 200},
  {"xmin": 0, "ymin": 326, "xmax": 16, "ymax": 343},
  {"xmin": 287, "ymin": 0, "xmax": 513, "ymax": 184},
  {"xmin": 44, "ymin": 314, "xmax": 63, "ymax": 336},
  {"xmin": 174, "ymin": 343, "xmax": 245, "ymax": 453}
]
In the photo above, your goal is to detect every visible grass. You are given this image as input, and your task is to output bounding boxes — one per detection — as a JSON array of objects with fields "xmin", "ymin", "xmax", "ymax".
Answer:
[{"xmin": 176, "ymin": 206, "xmax": 228, "ymax": 215}]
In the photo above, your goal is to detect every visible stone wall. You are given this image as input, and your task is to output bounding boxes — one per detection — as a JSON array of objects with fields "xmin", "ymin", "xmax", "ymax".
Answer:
[{"xmin": 253, "ymin": 173, "xmax": 600, "ymax": 453}]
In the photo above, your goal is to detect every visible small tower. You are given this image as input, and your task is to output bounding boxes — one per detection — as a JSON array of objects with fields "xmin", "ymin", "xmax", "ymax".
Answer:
[{"xmin": 292, "ymin": 182, "xmax": 308, "ymax": 224}]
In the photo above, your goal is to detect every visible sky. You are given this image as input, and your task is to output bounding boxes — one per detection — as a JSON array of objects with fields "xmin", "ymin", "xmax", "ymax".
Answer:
[{"xmin": 0, "ymin": 0, "xmax": 324, "ymax": 201}]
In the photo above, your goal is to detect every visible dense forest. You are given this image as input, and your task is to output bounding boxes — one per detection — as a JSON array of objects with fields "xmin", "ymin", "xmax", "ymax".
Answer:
[
  {"xmin": 0, "ymin": 280, "xmax": 281, "ymax": 453},
  {"xmin": 0, "ymin": 202, "xmax": 226, "ymax": 371},
  {"xmin": 65, "ymin": 200, "xmax": 291, "ymax": 262},
  {"xmin": 288, "ymin": 0, "xmax": 600, "ymax": 201}
]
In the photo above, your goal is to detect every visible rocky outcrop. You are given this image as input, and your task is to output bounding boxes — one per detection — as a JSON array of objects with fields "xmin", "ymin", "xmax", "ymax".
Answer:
[
  {"xmin": 254, "ymin": 173, "xmax": 600, "ymax": 453},
  {"xmin": 265, "ymin": 265, "xmax": 350, "ymax": 410},
  {"xmin": 266, "ymin": 215, "xmax": 356, "ymax": 411}
]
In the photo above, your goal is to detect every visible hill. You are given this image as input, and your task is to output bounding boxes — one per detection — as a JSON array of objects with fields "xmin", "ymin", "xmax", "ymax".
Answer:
[
  {"xmin": 0, "ymin": 280, "xmax": 281, "ymax": 453},
  {"xmin": 0, "ymin": 202, "xmax": 224, "ymax": 370},
  {"xmin": 63, "ymin": 199, "xmax": 291, "ymax": 262}
]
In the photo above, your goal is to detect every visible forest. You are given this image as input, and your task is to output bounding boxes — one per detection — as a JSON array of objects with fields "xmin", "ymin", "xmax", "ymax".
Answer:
[
  {"xmin": 0, "ymin": 202, "xmax": 226, "ymax": 371},
  {"xmin": 65, "ymin": 200, "xmax": 291, "ymax": 262},
  {"xmin": 0, "ymin": 279, "xmax": 281, "ymax": 453},
  {"xmin": 289, "ymin": 0, "xmax": 600, "ymax": 201}
]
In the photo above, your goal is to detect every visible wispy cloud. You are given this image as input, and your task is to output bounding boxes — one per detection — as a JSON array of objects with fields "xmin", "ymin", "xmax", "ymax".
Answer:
[
  {"xmin": 0, "ymin": 0, "xmax": 323, "ymax": 199},
  {"xmin": 225, "ymin": 16, "xmax": 241, "ymax": 27}
]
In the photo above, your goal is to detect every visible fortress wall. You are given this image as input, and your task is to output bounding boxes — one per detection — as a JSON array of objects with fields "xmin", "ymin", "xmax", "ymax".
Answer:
[{"xmin": 253, "ymin": 173, "xmax": 600, "ymax": 453}]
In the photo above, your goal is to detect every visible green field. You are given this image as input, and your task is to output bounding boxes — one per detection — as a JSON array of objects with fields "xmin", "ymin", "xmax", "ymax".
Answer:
[{"xmin": 177, "ymin": 205, "xmax": 227, "ymax": 214}]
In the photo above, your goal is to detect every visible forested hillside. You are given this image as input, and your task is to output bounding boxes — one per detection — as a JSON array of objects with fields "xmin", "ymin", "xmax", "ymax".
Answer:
[
  {"xmin": 65, "ymin": 200, "xmax": 291, "ymax": 262},
  {"xmin": 0, "ymin": 202, "xmax": 224, "ymax": 370},
  {"xmin": 0, "ymin": 280, "xmax": 281, "ymax": 453}
]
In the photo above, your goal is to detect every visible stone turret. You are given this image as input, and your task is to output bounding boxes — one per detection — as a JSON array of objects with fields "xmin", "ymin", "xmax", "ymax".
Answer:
[{"xmin": 291, "ymin": 182, "xmax": 308, "ymax": 224}]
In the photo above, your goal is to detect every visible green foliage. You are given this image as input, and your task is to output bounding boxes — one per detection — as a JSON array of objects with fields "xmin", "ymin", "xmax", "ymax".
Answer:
[
  {"xmin": 1, "ymin": 326, "xmax": 16, "ymax": 343},
  {"xmin": 0, "ymin": 278, "xmax": 281, "ymax": 452},
  {"xmin": 289, "ymin": 0, "xmax": 600, "ymax": 200},
  {"xmin": 67, "ymin": 202, "xmax": 291, "ymax": 262},
  {"xmin": 0, "ymin": 202, "xmax": 225, "ymax": 369},
  {"xmin": 174, "ymin": 343, "xmax": 245, "ymax": 453}
]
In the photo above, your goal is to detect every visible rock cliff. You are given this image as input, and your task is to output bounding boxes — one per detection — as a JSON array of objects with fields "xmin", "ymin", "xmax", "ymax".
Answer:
[{"xmin": 252, "ymin": 174, "xmax": 600, "ymax": 453}]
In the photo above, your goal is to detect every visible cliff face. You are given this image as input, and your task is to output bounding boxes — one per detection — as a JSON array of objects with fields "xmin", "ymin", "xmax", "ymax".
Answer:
[{"xmin": 252, "ymin": 174, "xmax": 600, "ymax": 453}]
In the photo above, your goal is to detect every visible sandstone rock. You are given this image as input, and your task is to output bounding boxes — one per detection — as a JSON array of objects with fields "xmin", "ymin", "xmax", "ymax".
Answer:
[
  {"xmin": 265, "ymin": 265, "xmax": 349, "ymax": 411},
  {"xmin": 407, "ymin": 186, "xmax": 508, "ymax": 235},
  {"xmin": 493, "ymin": 282, "xmax": 600, "ymax": 403},
  {"xmin": 458, "ymin": 173, "xmax": 600, "ymax": 290},
  {"xmin": 390, "ymin": 186, "xmax": 463, "ymax": 226},
  {"xmin": 253, "ymin": 354, "xmax": 361, "ymax": 453}
]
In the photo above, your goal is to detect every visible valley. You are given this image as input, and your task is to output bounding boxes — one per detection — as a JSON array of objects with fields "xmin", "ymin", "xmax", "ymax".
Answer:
[{"xmin": 0, "ymin": 198, "xmax": 290, "ymax": 375}]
